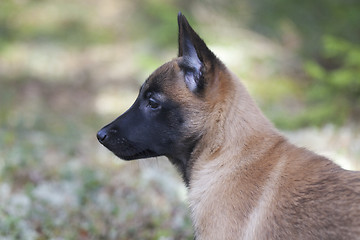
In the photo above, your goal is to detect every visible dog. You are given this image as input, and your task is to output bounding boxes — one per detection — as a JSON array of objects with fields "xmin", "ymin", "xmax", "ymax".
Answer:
[{"xmin": 97, "ymin": 12, "xmax": 360, "ymax": 239}]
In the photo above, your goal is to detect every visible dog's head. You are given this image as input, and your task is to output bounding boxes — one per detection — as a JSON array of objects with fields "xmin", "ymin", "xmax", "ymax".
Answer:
[{"xmin": 97, "ymin": 13, "xmax": 230, "ymax": 182}]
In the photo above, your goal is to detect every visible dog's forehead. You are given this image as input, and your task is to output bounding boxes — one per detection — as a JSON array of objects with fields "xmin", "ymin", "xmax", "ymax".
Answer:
[{"xmin": 142, "ymin": 61, "xmax": 180, "ymax": 94}]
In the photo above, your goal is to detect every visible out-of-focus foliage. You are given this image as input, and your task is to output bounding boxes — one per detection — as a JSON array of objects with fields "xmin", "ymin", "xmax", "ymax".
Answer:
[
  {"xmin": 253, "ymin": 0, "xmax": 360, "ymax": 127},
  {"xmin": 250, "ymin": 0, "xmax": 360, "ymax": 128},
  {"xmin": 303, "ymin": 36, "xmax": 360, "ymax": 126},
  {"xmin": 197, "ymin": 0, "xmax": 360, "ymax": 128},
  {"xmin": 0, "ymin": 0, "xmax": 116, "ymax": 49},
  {"xmin": 247, "ymin": 0, "xmax": 360, "ymax": 58}
]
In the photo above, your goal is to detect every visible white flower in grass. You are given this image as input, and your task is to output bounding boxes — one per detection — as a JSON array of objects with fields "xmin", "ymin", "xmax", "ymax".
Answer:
[
  {"xmin": 33, "ymin": 181, "xmax": 79, "ymax": 208},
  {"xmin": 8, "ymin": 193, "xmax": 31, "ymax": 218}
]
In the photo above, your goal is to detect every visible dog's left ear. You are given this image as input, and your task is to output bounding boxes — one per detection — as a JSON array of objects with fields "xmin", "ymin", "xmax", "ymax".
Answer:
[{"xmin": 177, "ymin": 12, "xmax": 217, "ymax": 93}]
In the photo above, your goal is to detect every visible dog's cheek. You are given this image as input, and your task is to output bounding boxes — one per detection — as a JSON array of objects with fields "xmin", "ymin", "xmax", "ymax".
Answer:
[
  {"xmin": 148, "ymin": 107, "xmax": 184, "ymax": 153},
  {"xmin": 180, "ymin": 107, "xmax": 205, "ymax": 139}
]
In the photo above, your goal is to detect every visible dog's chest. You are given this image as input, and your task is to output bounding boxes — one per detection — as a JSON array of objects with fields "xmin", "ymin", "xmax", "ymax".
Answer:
[
  {"xmin": 188, "ymin": 157, "xmax": 285, "ymax": 239},
  {"xmin": 188, "ymin": 162, "xmax": 246, "ymax": 239}
]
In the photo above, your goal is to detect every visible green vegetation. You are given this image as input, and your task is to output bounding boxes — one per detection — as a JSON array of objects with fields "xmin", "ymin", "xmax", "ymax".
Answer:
[{"xmin": 304, "ymin": 36, "xmax": 360, "ymax": 126}]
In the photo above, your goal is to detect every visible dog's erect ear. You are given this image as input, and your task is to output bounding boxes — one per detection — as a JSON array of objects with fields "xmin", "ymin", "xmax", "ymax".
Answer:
[{"xmin": 177, "ymin": 12, "xmax": 216, "ymax": 93}]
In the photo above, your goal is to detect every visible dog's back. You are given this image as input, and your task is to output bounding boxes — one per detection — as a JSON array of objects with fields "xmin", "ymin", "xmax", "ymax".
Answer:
[
  {"xmin": 189, "ymin": 127, "xmax": 360, "ymax": 239},
  {"xmin": 260, "ymin": 143, "xmax": 360, "ymax": 239}
]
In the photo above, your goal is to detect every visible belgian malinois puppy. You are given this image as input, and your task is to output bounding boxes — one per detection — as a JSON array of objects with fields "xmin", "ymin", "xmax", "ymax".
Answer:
[{"xmin": 97, "ymin": 13, "xmax": 360, "ymax": 239}]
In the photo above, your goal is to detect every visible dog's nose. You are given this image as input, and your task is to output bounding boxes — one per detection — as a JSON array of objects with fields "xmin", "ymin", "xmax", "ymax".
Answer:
[{"xmin": 97, "ymin": 129, "xmax": 107, "ymax": 143}]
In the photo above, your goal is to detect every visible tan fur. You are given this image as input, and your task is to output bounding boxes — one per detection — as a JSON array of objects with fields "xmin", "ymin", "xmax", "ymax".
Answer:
[
  {"xmin": 137, "ymin": 15, "xmax": 360, "ymax": 239},
  {"xmin": 183, "ymin": 67, "xmax": 360, "ymax": 239},
  {"xmin": 144, "ymin": 56, "xmax": 360, "ymax": 239}
]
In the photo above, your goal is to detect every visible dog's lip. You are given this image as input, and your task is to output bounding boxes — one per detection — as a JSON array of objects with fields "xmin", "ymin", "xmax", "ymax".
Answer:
[
  {"xmin": 114, "ymin": 149, "xmax": 158, "ymax": 161},
  {"xmin": 98, "ymin": 135, "xmax": 159, "ymax": 160}
]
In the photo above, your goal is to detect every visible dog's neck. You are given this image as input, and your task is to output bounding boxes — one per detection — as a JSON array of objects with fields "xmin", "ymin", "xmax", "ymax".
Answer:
[
  {"xmin": 170, "ymin": 68, "xmax": 280, "ymax": 186},
  {"xmin": 190, "ymin": 69, "xmax": 279, "ymax": 170},
  {"xmin": 186, "ymin": 72, "xmax": 285, "ymax": 237}
]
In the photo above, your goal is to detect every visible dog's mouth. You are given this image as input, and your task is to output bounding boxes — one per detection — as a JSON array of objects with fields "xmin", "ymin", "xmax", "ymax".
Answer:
[
  {"xmin": 114, "ymin": 148, "xmax": 158, "ymax": 161},
  {"xmin": 99, "ymin": 136, "xmax": 159, "ymax": 161}
]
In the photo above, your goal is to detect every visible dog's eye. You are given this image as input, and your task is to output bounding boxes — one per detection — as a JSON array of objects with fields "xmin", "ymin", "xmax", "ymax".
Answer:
[{"xmin": 147, "ymin": 98, "xmax": 159, "ymax": 109}]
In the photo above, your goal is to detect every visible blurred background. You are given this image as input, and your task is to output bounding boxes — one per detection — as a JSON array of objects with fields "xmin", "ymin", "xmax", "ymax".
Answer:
[{"xmin": 0, "ymin": 0, "xmax": 359, "ymax": 239}]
